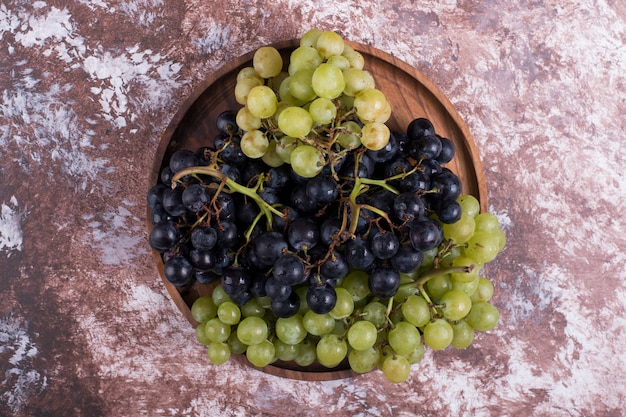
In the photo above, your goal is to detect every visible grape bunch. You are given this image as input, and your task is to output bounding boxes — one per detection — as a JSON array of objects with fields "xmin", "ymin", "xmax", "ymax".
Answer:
[{"xmin": 147, "ymin": 29, "xmax": 506, "ymax": 383}]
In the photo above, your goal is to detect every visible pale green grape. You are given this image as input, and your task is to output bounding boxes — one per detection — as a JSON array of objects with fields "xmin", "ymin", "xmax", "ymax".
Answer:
[
  {"xmin": 361, "ymin": 301, "xmax": 387, "ymax": 328},
  {"xmin": 316, "ymin": 334, "xmax": 348, "ymax": 368},
  {"xmin": 288, "ymin": 46, "xmax": 322, "ymax": 75},
  {"xmin": 312, "ymin": 63, "xmax": 345, "ymax": 99},
  {"xmin": 393, "ymin": 284, "xmax": 419, "ymax": 303},
  {"xmin": 240, "ymin": 129, "xmax": 269, "ymax": 159},
  {"xmin": 267, "ymin": 71, "xmax": 289, "ymax": 94},
  {"xmin": 381, "ymin": 354, "xmax": 411, "ymax": 383},
  {"xmin": 240, "ymin": 297, "xmax": 265, "ymax": 317},
  {"xmin": 360, "ymin": 121, "xmax": 390, "ymax": 151},
  {"xmin": 236, "ymin": 66, "xmax": 263, "ymax": 83},
  {"xmin": 289, "ymin": 144, "xmax": 324, "ymax": 178},
  {"xmin": 303, "ymin": 310, "xmax": 335, "ymax": 336},
  {"xmin": 421, "ymin": 247, "xmax": 438, "ymax": 269},
  {"xmin": 300, "ymin": 28, "xmax": 323, "ymax": 48},
  {"xmin": 237, "ymin": 316, "xmax": 268, "ymax": 345},
  {"xmin": 326, "ymin": 55, "xmax": 350, "ymax": 71},
  {"xmin": 341, "ymin": 270, "xmax": 370, "ymax": 303},
  {"xmin": 353, "ymin": 88, "xmax": 388, "ymax": 122},
  {"xmin": 191, "ymin": 296, "xmax": 217, "ymax": 324},
  {"xmin": 278, "ymin": 106, "xmax": 313, "ymax": 138},
  {"xmin": 464, "ymin": 231, "xmax": 500, "ymax": 263},
  {"xmin": 289, "ymin": 68, "xmax": 317, "ymax": 102},
  {"xmin": 274, "ymin": 339, "xmax": 300, "ymax": 361},
  {"xmin": 261, "ymin": 139, "xmax": 284, "ymax": 167},
  {"xmin": 466, "ymin": 302, "xmax": 499, "ymax": 331},
  {"xmin": 348, "ymin": 346, "xmax": 380, "ymax": 374},
  {"xmin": 342, "ymin": 46, "xmax": 365, "ymax": 70},
  {"xmin": 195, "ymin": 323, "xmax": 211, "ymax": 345},
  {"xmin": 296, "ymin": 285, "xmax": 310, "ymax": 316},
  {"xmin": 470, "ymin": 277, "xmax": 495, "ymax": 303},
  {"xmin": 217, "ymin": 301, "xmax": 242, "ymax": 325},
  {"xmin": 331, "ymin": 319, "xmax": 347, "ymax": 336},
  {"xmin": 204, "ymin": 318, "xmax": 231, "ymax": 343},
  {"xmin": 406, "ymin": 343, "xmax": 425, "ymax": 364},
  {"xmin": 316, "ymin": 30, "xmax": 345, "ymax": 59},
  {"xmin": 294, "ymin": 338, "xmax": 317, "ymax": 367},
  {"xmin": 227, "ymin": 332, "xmax": 247, "ymax": 354},
  {"xmin": 373, "ymin": 100, "xmax": 391, "ymax": 123},
  {"xmin": 342, "ymin": 68, "xmax": 375, "ymax": 96},
  {"xmin": 246, "ymin": 85, "xmax": 278, "ymax": 119},
  {"xmin": 458, "ymin": 195, "xmax": 480, "ymax": 218},
  {"xmin": 336, "ymin": 121, "xmax": 362, "ymax": 149},
  {"xmin": 275, "ymin": 136, "xmax": 298, "ymax": 163},
  {"xmin": 388, "ymin": 321, "xmax": 421, "ymax": 356},
  {"xmin": 401, "ymin": 295, "xmax": 431, "ymax": 328},
  {"xmin": 450, "ymin": 320, "xmax": 475, "ymax": 349},
  {"xmin": 474, "ymin": 212, "xmax": 500, "ymax": 234},
  {"xmin": 449, "ymin": 256, "xmax": 482, "ymax": 284},
  {"xmin": 329, "ymin": 287, "xmax": 354, "ymax": 319},
  {"xmin": 425, "ymin": 273, "xmax": 452, "ymax": 299},
  {"xmin": 235, "ymin": 106, "xmax": 262, "ymax": 131},
  {"xmin": 246, "ymin": 339, "xmax": 275, "ymax": 367},
  {"xmin": 440, "ymin": 290, "xmax": 472, "ymax": 321},
  {"xmin": 275, "ymin": 314, "xmax": 307, "ymax": 345},
  {"xmin": 423, "ymin": 318, "xmax": 454, "ymax": 350},
  {"xmin": 235, "ymin": 76, "xmax": 263, "ymax": 105},
  {"xmin": 308, "ymin": 97, "xmax": 337, "ymax": 125},
  {"xmin": 451, "ymin": 273, "xmax": 480, "ymax": 297},
  {"xmin": 207, "ymin": 342, "xmax": 231, "ymax": 365},
  {"xmin": 347, "ymin": 320, "xmax": 378, "ymax": 351},
  {"xmin": 211, "ymin": 284, "xmax": 231, "ymax": 307},
  {"xmin": 442, "ymin": 213, "xmax": 475, "ymax": 244},
  {"xmin": 253, "ymin": 46, "xmax": 283, "ymax": 78}
]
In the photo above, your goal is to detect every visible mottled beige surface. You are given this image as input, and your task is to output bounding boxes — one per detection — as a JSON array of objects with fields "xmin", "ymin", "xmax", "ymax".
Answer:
[{"xmin": 1, "ymin": 1, "xmax": 625, "ymax": 416}]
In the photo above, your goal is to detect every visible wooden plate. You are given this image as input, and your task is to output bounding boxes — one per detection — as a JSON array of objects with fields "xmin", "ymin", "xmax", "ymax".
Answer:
[{"xmin": 147, "ymin": 40, "xmax": 488, "ymax": 381}]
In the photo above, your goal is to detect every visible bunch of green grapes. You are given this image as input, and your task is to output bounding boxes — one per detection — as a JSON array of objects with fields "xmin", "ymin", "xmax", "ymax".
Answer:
[{"xmin": 235, "ymin": 29, "xmax": 391, "ymax": 178}]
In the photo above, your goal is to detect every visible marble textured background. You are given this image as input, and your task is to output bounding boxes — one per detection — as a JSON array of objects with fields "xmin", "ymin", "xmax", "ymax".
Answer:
[{"xmin": 1, "ymin": 0, "xmax": 625, "ymax": 416}]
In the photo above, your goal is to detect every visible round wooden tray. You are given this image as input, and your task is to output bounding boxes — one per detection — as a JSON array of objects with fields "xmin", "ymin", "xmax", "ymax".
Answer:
[{"xmin": 147, "ymin": 40, "xmax": 487, "ymax": 381}]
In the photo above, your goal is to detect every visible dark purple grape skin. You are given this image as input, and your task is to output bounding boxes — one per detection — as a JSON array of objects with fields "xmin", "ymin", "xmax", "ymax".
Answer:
[
  {"xmin": 271, "ymin": 291, "xmax": 301, "ymax": 318},
  {"xmin": 436, "ymin": 136, "xmax": 455, "ymax": 164},
  {"xmin": 162, "ymin": 187, "xmax": 187, "ymax": 216},
  {"xmin": 407, "ymin": 117, "xmax": 435, "ymax": 140},
  {"xmin": 393, "ymin": 192, "xmax": 425, "ymax": 223},
  {"xmin": 370, "ymin": 231, "xmax": 400, "ymax": 260},
  {"xmin": 437, "ymin": 200, "xmax": 462, "ymax": 224},
  {"xmin": 391, "ymin": 245, "xmax": 424, "ymax": 273},
  {"xmin": 344, "ymin": 237, "xmax": 375, "ymax": 270},
  {"xmin": 320, "ymin": 218, "xmax": 342, "ymax": 246},
  {"xmin": 265, "ymin": 277, "xmax": 292, "ymax": 302},
  {"xmin": 147, "ymin": 184, "xmax": 168, "ymax": 209},
  {"xmin": 149, "ymin": 220, "xmax": 179, "ymax": 252},
  {"xmin": 287, "ymin": 217, "xmax": 319, "ymax": 252},
  {"xmin": 189, "ymin": 249, "xmax": 215, "ymax": 270},
  {"xmin": 216, "ymin": 110, "xmax": 238, "ymax": 135},
  {"xmin": 306, "ymin": 175, "xmax": 339, "ymax": 204},
  {"xmin": 409, "ymin": 219, "xmax": 443, "ymax": 251},
  {"xmin": 306, "ymin": 283, "xmax": 337, "ymax": 314},
  {"xmin": 169, "ymin": 149, "xmax": 199, "ymax": 173},
  {"xmin": 320, "ymin": 251, "xmax": 349, "ymax": 280},
  {"xmin": 163, "ymin": 255, "xmax": 194, "ymax": 287},
  {"xmin": 182, "ymin": 183, "xmax": 208, "ymax": 212},
  {"xmin": 251, "ymin": 231, "xmax": 288, "ymax": 267},
  {"xmin": 407, "ymin": 134, "xmax": 442, "ymax": 160},
  {"xmin": 431, "ymin": 169, "xmax": 462, "ymax": 202},
  {"xmin": 220, "ymin": 267, "xmax": 252, "ymax": 298},
  {"xmin": 272, "ymin": 254, "xmax": 306, "ymax": 286},
  {"xmin": 368, "ymin": 267, "xmax": 401, "ymax": 299}
]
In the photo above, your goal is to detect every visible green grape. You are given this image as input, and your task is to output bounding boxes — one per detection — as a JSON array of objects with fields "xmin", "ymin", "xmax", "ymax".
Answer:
[
  {"xmin": 457, "ymin": 195, "xmax": 480, "ymax": 218},
  {"xmin": 388, "ymin": 321, "xmax": 421, "ymax": 356},
  {"xmin": 420, "ymin": 247, "xmax": 438, "ymax": 269},
  {"xmin": 274, "ymin": 339, "xmax": 300, "ymax": 361},
  {"xmin": 329, "ymin": 287, "xmax": 354, "ymax": 319},
  {"xmin": 261, "ymin": 139, "xmax": 284, "ymax": 167},
  {"xmin": 236, "ymin": 66, "xmax": 263, "ymax": 83},
  {"xmin": 316, "ymin": 30, "xmax": 345, "ymax": 59},
  {"xmin": 275, "ymin": 314, "xmax": 307, "ymax": 345},
  {"xmin": 451, "ymin": 272, "xmax": 480, "ymax": 297},
  {"xmin": 240, "ymin": 129, "xmax": 269, "ymax": 159},
  {"xmin": 348, "ymin": 346, "xmax": 380, "ymax": 373},
  {"xmin": 267, "ymin": 71, "xmax": 289, "ymax": 94},
  {"xmin": 211, "ymin": 285, "xmax": 231, "ymax": 307},
  {"xmin": 439, "ymin": 245, "xmax": 463, "ymax": 268},
  {"xmin": 288, "ymin": 46, "xmax": 323, "ymax": 75},
  {"xmin": 331, "ymin": 318, "xmax": 348, "ymax": 336},
  {"xmin": 450, "ymin": 320, "xmax": 475, "ymax": 349},
  {"xmin": 342, "ymin": 68, "xmax": 375, "ymax": 96},
  {"xmin": 289, "ymin": 68, "xmax": 317, "ymax": 102},
  {"xmin": 312, "ymin": 63, "xmax": 345, "ymax": 99},
  {"xmin": 278, "ymin": 106, "xmax": 313, "ymax": 138},
  {"xmin": 466, "ymin": 302, "xmax": 499, "ymax": 331},
  {"xmin": 308, "ymin": 97, "xmax": 337, "ymax": 125},
  {"xmin": 401, "ymin": 295, "xmax": 431, "ymax": 328},
  {"xmin": 237, "ymin": 316, "xmax": 268, "ymax": 345},
  {"xmin": 316, "ymin": 334, "xmax": 348, "ymax": 368},
  {"xmin": 381, "ymin": 354, "xmax": 411, "ymax": 383},
  {"xmin": 217, "ymin": 301, "xmax": 242, "ymax": 325},
  {"xmin": 474, "ymin": 212, "xmax": 501, "ymax": 234},
  {"xmin": 494, "ymin": 227, "xmax": 507, "ymax": 252},
  {"xmin": 246, "ymin": 339, "xmax": 275, "ymax": 367},
  {"xmin": 204, "ymin": 318, "xmax": 231, "ymax": 343},
  {"xmin": 295, "ymin": 285, "xmax": 310, "ymax": 316},
  {"xmin": 406, "ymin": 343, "xmax": 425, "ymax": 364},
  {"xmin": 425, "ymin": 273, "xmax": 452, "ymax": 299},
  {"xmin": 227, "ymin": 332, "xmax": 247, "ymax": 354},
  {"xmin": 336, "ymin": 120, "xmax": 362, "ymax": 149},
  {"xmin": 353, "ymin": 88, "xmax": 388, "ymax": 122},
  {"xmin": 393, "ymin": 284, "xmax": 419, "ymax": 303},
  {"xmin": 342, "ymin": 46, "xmax": 365, "ymax": 70},
  {"xmin": 442, "ymin": 213, "xmax": 475, "ymax": 244},
  {"xmin": 207, "ymin": 342, "xmax": 231, "ymax": 365},
  {"xmin": 289, "ymin": 144, "xmax": 324, "ymax": 178},
  {"xmin": 303, "ymin": 310, "xmax": 335, "ymax": 336},
  {"xmin": 341, "ymin": 270, "xmax": 370, "ymax": 303},
  {"xmin": 195, "ymin": 323, "xmax": 211, "ymax": 345},
  {"xmin": 373, "ymin": 100, "xmax": 391, "ymax": 123},
  {"xmin": 360, "ymin": 121, "xmax": 390, "ymax": 151},
  {"xmin": 361, "ymin": 301, "xmax": 387, "ymax": 328},
  {"xmin": 470, "ymin": 276, "xmax": 495, "ymax": 303},
  {"xmin": 294, "ymin": 338, "xmax": 317, "ymax": 367},
  {"xmin": 449, "ymin": 256, "xmax": 482, "ymax": 284},
  {"xmin": 240, "ymin": 297, "xmax": 266, "ymax": 317},
  {"xmin": 253, "ymin": 46, "xmax": 283, "ymax": 78},
  {"xmin": 235, "ymin": 106, "xmax": 262, "ymax": 131},
  {"xmin": 235, "ymin": 76, "xmax": 263, "ymax": 105},
  {"xmin": 464, "ymin": 231, "xmax": 500, "ymax": 264},
  {"xmin": 440, "ymin": 290, "xmax": 472, "ymax": 321},
  {"xmin": 326, "ymin": 55, "xmax": 350, "ymax": 71},
  {"xmin": 347, "ymin": 320, "xmax": 378, "ymax": 351},
  {"xmin": 246, "ymin": 85, "xmax": 278, "ymax": 119},
  {"xmin": 191, "ymin": 296, "xmax": 217, "ymax": 324},
  {"xmin": 300, "ymin": 28, "xmax": 323, "ymax": 48},
  {"xmin": 423, "ymin": 318, "xmax": 454, "ymax": 350},
  {"xmin": 275, "ymin": 136, "xmax": 298, "ymax": 163}
]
